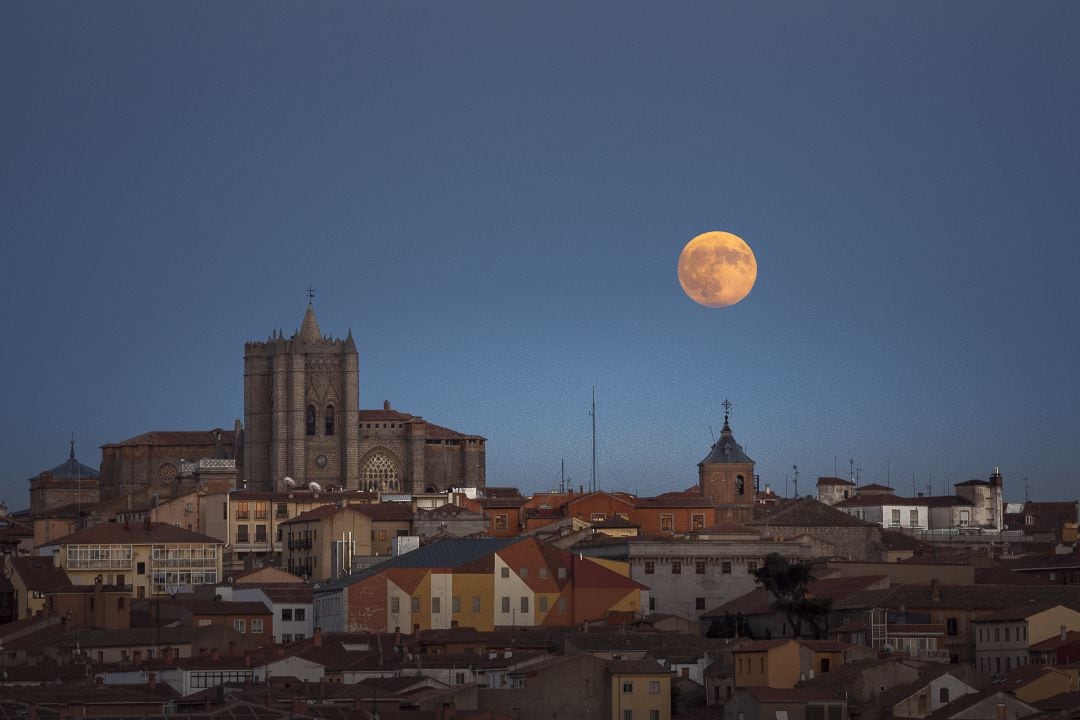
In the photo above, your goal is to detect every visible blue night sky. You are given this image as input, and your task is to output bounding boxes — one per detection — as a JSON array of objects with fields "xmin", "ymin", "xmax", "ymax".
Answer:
[{"xmin": 3, "ymin": 2, "xmax": 1078, "ymax": 506}]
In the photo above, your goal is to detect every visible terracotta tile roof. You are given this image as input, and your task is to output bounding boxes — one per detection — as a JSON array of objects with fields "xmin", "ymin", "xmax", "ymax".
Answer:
[
  {"xmin": 922, "ymin": 495, "xmax": 975, "ymax": 508},
  {"xmin": 101, "ymin": 430, "xmax": 236, "ymax": 448},
  {"xmin": 177, "ymin": 600, "xmax": 272, "ymax": 617},
  {"xmin": 797, "ymin": 640, "xmax": 853, "ymax": 652},
  {"xmin": 733, "ymin": 639, "xmax": 794, "ymax": 652},
  {"xmin": 635, "ymin": 496, "xmax": 716, "ymax": 509},
  {"xmin": 607, "ymin": 658, "xmax": 669, "ymax": 675},
  {"xmin": 817, "ymin": 477, "xmax": 856, "ymax": 487},
  {"xmin": 249, "ymin": 585, "xmax": 313, "ymax": 603},
  {"xmin": 693, "ymin": 522, "xmax": 758, "ymax": 535},
  {"xmin": 40, "ymin": 521, "xmax": 223, "ymax": 547},
  {"xmin": 483, "ymin": 487, "xmax": 523, "ymax": 499},
  {"xmin": 1030, "ymin": 631, "xmax": 1080, "ymax": 651},
  {"xmin": 10, "ymin": 555, "xmax": 74, "ymax": 591},
  {"xmin": 832, "ymin": 584, "xmax": 1080, "ymax": 613},
  {"xmin": 750, "ymin": 498, "xmax": 878, "ymax": 528},
  {"xmin": 748, "ymin": 687, "xmax": 842, "ymax": 703},
  {"xmin": 351, "ymin": 503, "xmax": 413, "ymax": 521},
  {"xmin": 279, "ymin": 504, "xmax": 352, "ymax": 525},
  {"xmin": 836, "ymin": 494, "xmax": 927, "ymax": 507},
  {"xmin": 358, "ymin": 408, "xmax": 418, "ymax": 421},
  {"xmin": 972, "ymin": 601, "xmax": 1070, "ymax": 623},
  {"xmin": 573, "ymin": 555, "xmax": 647, "ymax": 591},
  {"xmin": 858, "ymin": 484, "xmax": 895, "ymax": 493},
  {"xmin": 424, "ymin": 421, "xmax": 484, "ymax": 440}
]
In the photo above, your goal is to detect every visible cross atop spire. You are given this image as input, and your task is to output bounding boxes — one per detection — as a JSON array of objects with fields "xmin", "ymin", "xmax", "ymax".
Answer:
[
  {"xmin": 722, "ymin": 398, "xmax": 732, "ymax": 424},
  {"xmin": 69, "ymin": 432, "xmax": 75, "ymax": 460},
  {"xmin": 306, "ymin": 286, "xmax": 315, "ymax": 304}
]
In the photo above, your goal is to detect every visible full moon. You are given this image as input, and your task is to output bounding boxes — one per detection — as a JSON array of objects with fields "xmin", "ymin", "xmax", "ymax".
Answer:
[{"xmin": 677, "ymin": 231, "xmax": 758, "ymax": 308}]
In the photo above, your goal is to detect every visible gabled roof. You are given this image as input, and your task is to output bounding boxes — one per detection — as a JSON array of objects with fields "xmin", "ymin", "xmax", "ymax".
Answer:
[
  {"xmin": 836, "ymin": 494, "xmax": 926, "ymax": 508},
  {"xmin": 857, "ymin": 483, "xmax": 895, "ymax": 493},
  {"xmin": 351, "ymin": 503, "xmax": 413, "ymax": 521},
  {"xmin": 177, "ymin": 600, "xmax": 272, "ymax": 617},
  {"xmin": 971, "ymin": 601, "xmax": 1072, "ymax": 623},
  {"xmin": 817, "ymin": 476, "xmax": 856, "ymax": 487}
]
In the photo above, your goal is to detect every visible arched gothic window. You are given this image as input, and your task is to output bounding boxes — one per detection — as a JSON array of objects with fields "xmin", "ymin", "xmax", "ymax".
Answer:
[
  {"xmin": 362, "ymin": 452, "xmax": 399, "ymax": 492},
  {"xmin": 325, "ymin": 406, "xmax": 335, "ymax": 436},
  {"xmin": 305, "ymin": 405, "xmax": 317, "ymax": 436}
]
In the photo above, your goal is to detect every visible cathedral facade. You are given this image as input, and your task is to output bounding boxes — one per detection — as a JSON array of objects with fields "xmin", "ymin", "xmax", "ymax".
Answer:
[
  {"xmin": 242, "ymin": 304, "xmax": 486, "ymax": 493},
  {"xmin": 95, "ymin": 304, "xmax": 486, "ymax": 497}
]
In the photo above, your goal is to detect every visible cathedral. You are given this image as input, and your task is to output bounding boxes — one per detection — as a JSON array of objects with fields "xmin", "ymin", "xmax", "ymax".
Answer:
[{"xmin": 96, "ymin": 303, "xmax": 486, "ymax": 498}]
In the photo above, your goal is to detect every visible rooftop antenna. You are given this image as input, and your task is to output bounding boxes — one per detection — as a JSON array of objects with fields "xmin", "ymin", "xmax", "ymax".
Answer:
[
  {"xmin": 1024, "ymin": 477, "xmax": 1029, "ymax": 503},
  {"xmin": 834, "ymin": 455, "xmax": 837, "ymax": 477},
  {"xmin": 589, "ymin": 385, "xmax": 597, "ymax": 493},
  {"xmin": 792, "ymin": 465, "xmax": 799, "ymax": 498},
  {"xmin": 708, "ymin": 425, "xmax": 715, "ymax": 445},
  {"xmin": 912, "ymin": 470, "xmax": 916, "ymax": 497},
  {"xmin": 849, "ymin": 458, "xmax": 854, "ymax": 482},
  {"xmin": 560, "ymin": 459, "xmax": 566, "ymax": 495}
]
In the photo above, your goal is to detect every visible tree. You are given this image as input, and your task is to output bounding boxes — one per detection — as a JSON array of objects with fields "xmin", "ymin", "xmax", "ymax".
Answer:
[{"xmin": 754, "ymin": 553, "xmax": 831, "ymax": 639}]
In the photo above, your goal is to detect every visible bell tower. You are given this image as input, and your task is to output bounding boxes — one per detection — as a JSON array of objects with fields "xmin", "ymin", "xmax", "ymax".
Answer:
[
  {"xmin": 242, "ymin": 298, "xmax": 360, "ymax": 491},
  {"xmin": 698, "ymin": 400, "xmax": 756, "ymax": 522}
]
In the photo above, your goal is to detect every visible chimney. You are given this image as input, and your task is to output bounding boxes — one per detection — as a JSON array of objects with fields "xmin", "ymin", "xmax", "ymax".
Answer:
[
  {"xmin": 313, "ymin": 626, "xmax": 322, "ymax": 647},
  {"xmin": 930, "ymin": 579, "xmax": 941, "ymax": 602}
]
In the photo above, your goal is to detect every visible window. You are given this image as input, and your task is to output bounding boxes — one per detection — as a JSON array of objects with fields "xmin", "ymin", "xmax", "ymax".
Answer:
[
  {"xmin": 252, "ymin": 619, "xmax": 264, "ymax": 634},
  {"xmin": 591, "ymin": 513, "xmax": 606, "ymax": 522},
  {"xmin": 137, "ymin": 562, "xmax": 146, "ymax": 575},
  {"xmin": 539, "ymin": 596, "xmax": 548, "ymax": 613},
  {"xmin": 325, "ymin": 406, "xmax": 335, "ymax": 435},
  {"xmin": 644, "ymin": 561, "xmax": 655, "ymax": 574},
  {"xmin": 995, "ymin": 628, "xmax": 1000, "ymax": 642},
  {"xmin": 696, "ymin": 597, "xmax": 706, "ymax": 610},
  {"xmin": 735, "ymin": 475, "xmax": 745, "ymax": 495},
  {"xmin": 282, "ymin": 608, "xmax": 293, "ymax": 621},
  {"xmin": 255, "ymin": 502, "xmax": 268, "ymax": 520},
  {"xmin": 557, "ymin": 567, "xmax": 567, "ymax": 579},
  {"xmin": 295, "ymin": 608, "xmax": 305, "ymax": 621},
  {"xmin": 660, "ymin": 515, "xmax": 674, "ymax": 532},
  {"xmin": 820, "ymin": 658, "xmax": 831, "ymax": 673},
  {"xmin": 722, "ymin": 561, "xmax": 731, "ymax": 574},
  {"xmin": 940, "ymin": 688, "xmax": 950, "ymax": 703},
  {"xmin": 539, "ymin": 567, "xmax": 548, "ymax": 579},
  {"xmin": 959, "ymin": 509, "xmax": 970, "ymax": 526},
  {"xmin": 891, "ymin": 509, "xmax": 901, "ymax": 525},
  {"xmin": 306, "ymin": 405, "xmax": 317, "ymax": 435},
  {"xmin": 234, "ymin": 619, "xmax": 246, "ymax": 633},
  {"xmin": 520, "ymin": 567, "xmax": 529, "ymax": 579},
  {"xmin": 623, "ymin": 681, "xmax": 634, "ymax": 693},
  {"xmin": 411, "ymin": 597, "xmax": 421, "ymax": 613},
  {"xmin": 377, "ymin": 530, "xmax": 387, "ymax": 541},
  {"xmin": 432, "ymin": 597, "xmax": 441, "ymax": 614},
  {"xmin": 255, "ymin": 524, "xmax": 267, "ymax": 542},
  {"xmin": 361, "ymin": 451, "xmax": 399, "ymax": 492},
  {"xmin": 521, "ymin": 597, "xmax": 529, "ymax": 613},
  {"xmin": 473, "ymin": 597, "xmax": 481, "ymax": 613},
  {"xmin": 947, "ymin": 618, "xmax": 958, "ymax": 636},
  {"xmin": 623, "ymin": 711, "xmax": 632, "ymax": 720},
  {"xmin": 672, "ymin": 561, "xmax": 681, "ymax": 575},
  {"xmin": 649, "ymin": 597, "xmax": 656, "ymax": 611},
  {"xmin": 494, "ymin": 514, "xmax": 508, "ymax": 531},
  {"xmin": 649, "ymin": 680, "xmax": 660, "ymax": 694},
  {"xmin": 696, "ymin": 561, "xmax": 706, "ymax": 574},
  {"xmin": 501, "ymin": 567, "xmax": 510, "ymax": 578},
  {"xmin": 747, "ymin": 561, "xmax": 757, "ymax": 574},
  {"xmin": 236, "ymin": 526, "xmax": 249, "ymax": 543},
  {"xmin": 390, "ymin": 597, "xmax": 400, "ymax": 614},
  {"xmin": 691, "ymin": 514, "xmax": 705, "ymax": 530},
  {"xmin": 1004, "ymin": 627, "xmax": 1011, "ymax": 641},
  {"xmin": 501, "ymin": 597, "xmax": 511, "ymax": 613},
  {"xmin": 650, "ymin": 711, "xmax": 660, "ymax": 720},
  {"xmin": 236, "ymin": 502, "xmax": 250, "ymax": 520},
  {"xmin": 276, "ymin": 503, "xmax": 288, "ymax": 518},
  {"xmin": 558, "ymin": 597, "xmax": 567, "ymax": 614}
]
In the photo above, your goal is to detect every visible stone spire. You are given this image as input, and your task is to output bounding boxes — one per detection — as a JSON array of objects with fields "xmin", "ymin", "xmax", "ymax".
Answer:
[{"xmin": 298, "ymin": 303, "xmax": 322, "ymax": 344}]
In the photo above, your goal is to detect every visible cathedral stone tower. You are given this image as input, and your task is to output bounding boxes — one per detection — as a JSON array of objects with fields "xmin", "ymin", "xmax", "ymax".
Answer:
[
  {"xmin": 698, "ymin": 405, "xmax": 755, "ymax": 522},
  {"xmin": 242, "ymin": 303, "xmax": 360, "ymax": 491}
]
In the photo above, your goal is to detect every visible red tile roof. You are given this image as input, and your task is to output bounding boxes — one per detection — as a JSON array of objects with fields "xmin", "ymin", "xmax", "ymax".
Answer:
[
  {"xmin": 10, "ymin": 556, "xmax": 74, "ymax": 591},
  {"xmin": 352, "ymin": 503, "xmax": 413, "ymax": 521},
  {"xmin": 101, "ymin": 430, "xmax": 236, "ymax": 448},
  {"xmin": 41, "ymin": 521, "xmax": 223, "ymax": 547}
]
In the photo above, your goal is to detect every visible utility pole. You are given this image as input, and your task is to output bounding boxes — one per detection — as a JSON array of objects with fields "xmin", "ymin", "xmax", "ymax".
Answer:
[{"xmin": 590, "ymin": 385, "xmax": 597, "ymax": 493}]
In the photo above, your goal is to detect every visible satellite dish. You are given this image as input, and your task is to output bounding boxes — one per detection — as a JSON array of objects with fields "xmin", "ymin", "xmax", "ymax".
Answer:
[
  {"xmin": 284, "ymin": 476, "xmax": 296, "ymax": 488},
  {"xmin": 309, "ymin": 482, "xmax": 322, "ymax": 492}
]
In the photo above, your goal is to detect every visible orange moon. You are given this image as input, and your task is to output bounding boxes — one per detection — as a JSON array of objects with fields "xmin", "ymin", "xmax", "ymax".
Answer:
[{"xmin": 677, "ymin": 231, "xmax": 758, "ymax": 308}]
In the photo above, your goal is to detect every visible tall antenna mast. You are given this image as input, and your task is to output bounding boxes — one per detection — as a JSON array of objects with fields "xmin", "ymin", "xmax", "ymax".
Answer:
[
  {"xmin": 590, "ymin": 386, "xmax": 597, "ymax": 493},
  {"xmin": 792, "ymin": 465, "xmax": 800, "ymax": 498},
  {"xmin": 560, "ymin": 459, "xmax": 566, "ymax": 494}
]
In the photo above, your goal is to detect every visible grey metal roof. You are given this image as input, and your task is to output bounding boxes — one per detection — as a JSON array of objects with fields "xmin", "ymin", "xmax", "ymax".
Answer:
[
  {"xmin": 316, "ymin": 536, "xmax": 524, "ymax": 592},
  {"xmin": 45, "ymin": 456, "xmax": 99, "ymax": 479},
  {"xmin": 698, "ymin": 420, "xmax": 754, "ymax": 465}
]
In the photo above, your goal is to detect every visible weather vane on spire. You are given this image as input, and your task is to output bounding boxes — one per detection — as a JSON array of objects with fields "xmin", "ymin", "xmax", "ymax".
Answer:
[
  {"xmin": 306, "ymin": 286, "xmax": 315, "ymax": 304},
  {"xmin": 69, "ymin": 432, "xmax": 76, "ymax": 460},
  {"xmin": 722, "ymin": 398, "xmax": 732, "ymax": 423}
]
